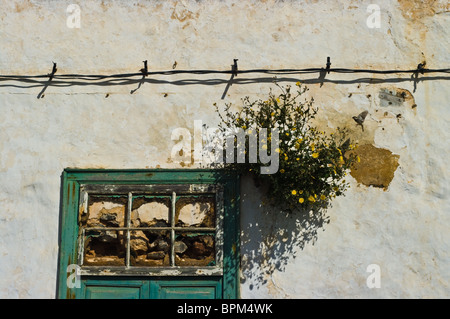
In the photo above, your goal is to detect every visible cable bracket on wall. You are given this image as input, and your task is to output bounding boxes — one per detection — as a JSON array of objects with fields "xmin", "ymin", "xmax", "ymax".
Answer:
[
  {"xmin": 412, "ymin": 61, "xmax": 427, "ymax": 92},
  {"xmin": 37, "ymin": 62, "xmax": 57, "ymax": 98},
  {"xmin": 221, "ymin": 59, "xmax": 239, "ymax": 99},
  {"xmin": 140, "ymin": 60, "xmax": 149, "ymax": 77}
]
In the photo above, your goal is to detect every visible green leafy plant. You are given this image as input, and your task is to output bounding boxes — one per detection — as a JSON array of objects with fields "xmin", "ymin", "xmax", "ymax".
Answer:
[{"xmin": 214, "ymin": 82, "xmax": 358, "ymax": 213}]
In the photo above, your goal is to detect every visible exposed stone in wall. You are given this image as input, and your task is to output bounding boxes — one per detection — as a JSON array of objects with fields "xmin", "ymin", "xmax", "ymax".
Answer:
[
  {"xmin": 85, "ymin": 199, "xmax": 126, "ymax": 227},
  {"xmin": 132, "ymin": 199, "xmax": 170, "ymax": 227},
  {"xmin": 349, "ymin": 144, "xmax": 400, "ymax": 189},
  {"xmin": 176, "ymin": 197, "xmax": 215, "ymax": 227},
  {"xmin": 81, "ymin": 195, "xmax": 216, "ymax": 266}
]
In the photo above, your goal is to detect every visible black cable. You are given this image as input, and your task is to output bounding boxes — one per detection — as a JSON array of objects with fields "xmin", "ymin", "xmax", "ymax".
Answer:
[{"xmin": 0, "ymin": 67, "xmax": 449, "ymax": 80}]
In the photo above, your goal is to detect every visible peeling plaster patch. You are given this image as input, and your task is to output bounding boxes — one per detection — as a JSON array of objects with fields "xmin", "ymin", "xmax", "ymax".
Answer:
[
  {"xmin": 397, "ymin": 0, "xmax": 448, "ymax": 20},
  {"xmin": 171, "ymin": 2, "xmax": 199, "ymax": 23},
  {"xmin": 349, "ymin": 144, "xmax": 400, "ymax": 190},
  {"xmin": 159, "ymin": 269, "xmax": 181, "ymax": 276},
  {"xmin": 15, "ymin": 1, "xmax": 32, "ymax": 13},
  {"xmin": 378, "ymin": 87, "xmax": 416, "ymax": 109}
]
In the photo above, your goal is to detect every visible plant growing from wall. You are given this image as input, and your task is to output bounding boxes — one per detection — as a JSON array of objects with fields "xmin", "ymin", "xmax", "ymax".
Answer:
[{"xmin": 213, "ymin": 82, "xmax": 358, "ymax": 213}]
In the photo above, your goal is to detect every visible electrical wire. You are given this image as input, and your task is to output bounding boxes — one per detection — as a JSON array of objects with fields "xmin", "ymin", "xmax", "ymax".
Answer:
[{"xmin": 1, "ymin": 67, "xmax": 449, "ymax": 80}]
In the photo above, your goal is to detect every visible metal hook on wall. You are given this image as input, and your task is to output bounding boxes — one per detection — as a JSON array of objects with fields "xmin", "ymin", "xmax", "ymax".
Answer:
[
  {"xmin": 140, "ymin": 60, "xmax": 148, "ymax": 77},
  {"xmin": 412, "ymin": 60, "xmax": 426, "ymax": 92},
  {"xmin": 318, "ymin": 57, "xmax": 331, "ymax": 87},
  {"xmin": 37, "ymin": 62, "xmax": 57, "ymax": 98}
]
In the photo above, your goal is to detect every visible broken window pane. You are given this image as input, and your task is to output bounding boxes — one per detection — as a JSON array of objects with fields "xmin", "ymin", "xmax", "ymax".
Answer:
[
  {"xmin": 81, "ymin": 195, "xmax": 127, "ymax": 228},
  {"xmin": 83, "ymin": 230, "xmax": 126, "ymax": 266},
  {"xmin": 131, "ymin": 230, "xmax": 170, "ymax": 266},
  {"xmin": 175, "ymin": 232, "xmax": 215, "ymax": 266},
  {"xmin": 175, "ymin": 196, "xmax": 215, "ymax": 228},
  {"xmin": 131, "ymin": 195, "xmax": 170, "ymax": 227}
]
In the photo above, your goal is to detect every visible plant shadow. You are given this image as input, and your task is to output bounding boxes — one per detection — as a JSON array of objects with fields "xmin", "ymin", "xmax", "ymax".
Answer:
[{"xmin": 239, "ymin": 174, "xmax": 331, "ymax": 291}]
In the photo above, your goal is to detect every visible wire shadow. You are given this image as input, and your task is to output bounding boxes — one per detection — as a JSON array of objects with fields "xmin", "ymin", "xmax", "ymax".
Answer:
[
  {"xmin": 130, "ymin": 75, "xmax": 146, "ymax": 94},
  {"xmin": 0, "ymin": 74, "xmax": 448, "ymax": 98}
]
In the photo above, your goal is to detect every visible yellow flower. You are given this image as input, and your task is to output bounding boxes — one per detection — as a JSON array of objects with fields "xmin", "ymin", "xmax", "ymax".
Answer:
[
  {"xmin": 312, "ymin": 153, "xmax": 319, "ymax": 158},
  {"xmin": 357, "ymin": 155, "xmax": 361, "ymax": 163},
  {"xmin": 280, "ymin": 169, "xmax": 285, "ymax": 173},
  {"xmin": 291, "ymin": 190, "xmax": 297, "ymax": 195},
  {"xmin": 340, "ymin": 156, "xmax": 344, "ymax": 163},
  {"xmin": 308, "ymin": 195, "xmax": 316, "ymax": 203},
  {"xmin": 299, "ymin": 197, "xmax": 304, "ymax": 203},
  {"xmin": 299, "ymin": 190, "xmax": 303, "ymax": 194},
  {"xmin": 297, "ymin": 138, "xmax": 303, "ymax": 143},
  {"xmin": 285, "ymin": 132, "xmax": 289, "ymax": 136},
  {"xmin": 271, "ymin": 112, "xmax": 275, "ymax": 117},
  {"xmin": 337, "ymin": 148, "xmax": 342, "ymax": 155},
  {"xmin": 296, "ymin": 158, "xmax": 300, "ymax": 161},
  {"xmin": 242, "ymin": 125, "xmax": 247, "ymax": 129},
  {"xmin": 276, "ymin": 98, "xmax": 280, "ymax": 103},
  {"xmin": 296, "ymin": 81, "xmax": 301, "ymax": 86},
  {"xmin": 320, "ymin": 194, "xmax": 326, "ymax": 201},
  {"xmin": 284, "ymin": 156, "xmax": 288, "ymax": 161},
  {"xmin": 310, "ymin": 144, "xmax": 315, "ymax": 151}
]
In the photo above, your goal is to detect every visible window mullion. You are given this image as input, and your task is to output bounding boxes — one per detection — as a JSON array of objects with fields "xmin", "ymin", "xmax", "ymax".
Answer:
[
  {"xmin": 170, "ymin": 191, "xmax": 176, "ymax": 267},
  {"xmin": 126, "ymin": 192, "xmax": 132, "ymax": 268}
]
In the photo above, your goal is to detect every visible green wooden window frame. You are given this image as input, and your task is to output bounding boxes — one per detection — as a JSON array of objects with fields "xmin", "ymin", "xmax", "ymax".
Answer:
[{"xmin": 57, "ymin": 169, "xmax": 240, "ymax": 299}]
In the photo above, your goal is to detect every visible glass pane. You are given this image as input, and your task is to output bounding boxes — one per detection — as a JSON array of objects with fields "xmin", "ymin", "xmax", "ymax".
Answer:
[
  {"xmin": 175, "ymin": 196, "xmax": 215, "ymax": 227},
  {"xmin": 82, "ymin": 195, "xmax": 127, "ymax": 227},
  {"xmin": 175, "ymin": 232, "xmax": 215, "ymax": 266},
  {"xmin": 131, "ymin": 196, "xmax": 170, "ymax": 227},
  {"xmin": 83, "ymin": 230, "xmax": 125, "ymax": 266},
  {"xmin": 131, "ymin": 230, "xmax": 170, "ymax": 266}
]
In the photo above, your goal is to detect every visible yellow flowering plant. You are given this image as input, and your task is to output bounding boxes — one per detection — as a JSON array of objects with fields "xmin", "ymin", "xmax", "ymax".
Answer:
[{"xmin": 214, "ymin": 82, "xmax": 357, "ymax": 213}]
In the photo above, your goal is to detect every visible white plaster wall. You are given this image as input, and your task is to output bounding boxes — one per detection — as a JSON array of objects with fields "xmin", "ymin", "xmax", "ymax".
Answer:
[{"xmin": 0, "ymin": 0, "xmax": 449, "ymax": 298}]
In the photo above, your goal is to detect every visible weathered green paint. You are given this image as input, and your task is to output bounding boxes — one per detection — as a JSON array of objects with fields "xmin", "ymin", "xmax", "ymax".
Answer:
[
  {"xmin": 57, "ymin": 169, "xmax": 240, "ymax": 299},
  {"xmin": 57, "ymin": 172, "xmax": 81, "ymax": 299},
  {"xmin": 78, "ymin": 278, "xmax": 221, "ymax": 299},
  {"xmin": 150, "ymin": 278, "xmax": 222, "ymax": 299},
  {"xmin": 80, "ymin": 279, "xmax": 149, "ymax": 299}
]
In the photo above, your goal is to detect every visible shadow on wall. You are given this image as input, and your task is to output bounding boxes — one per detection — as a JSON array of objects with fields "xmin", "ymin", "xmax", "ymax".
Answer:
[
  {"xmin": 0, "ymin": 72, "xmax": 448, "ymax": 99},
  {"xmin": 239, "ymin": 175, "xmax": 330, "ymax": 291}
]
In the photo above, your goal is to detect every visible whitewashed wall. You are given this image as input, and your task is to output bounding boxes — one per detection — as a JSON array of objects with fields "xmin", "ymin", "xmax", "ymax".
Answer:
[{"xmin": 0, "ymin": 0, "xmax": 449, "ymax": 298}]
